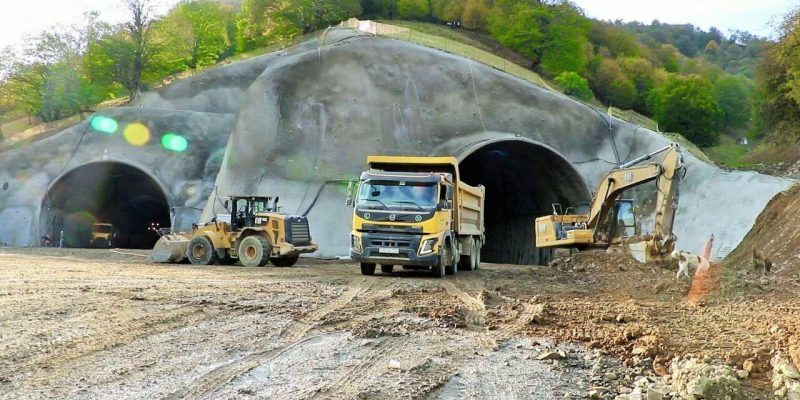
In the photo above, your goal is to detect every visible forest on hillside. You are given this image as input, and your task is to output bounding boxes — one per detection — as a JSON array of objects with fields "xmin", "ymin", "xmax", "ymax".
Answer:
[{"xmin": 0, "ymin": 0, "xmax": 794, "ymax": 148}]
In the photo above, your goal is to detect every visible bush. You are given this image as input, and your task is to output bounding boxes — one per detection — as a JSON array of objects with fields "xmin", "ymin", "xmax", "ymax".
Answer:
[{"xmin": 555, "ymin": 71, "xmax": 593, "ymax": 100}]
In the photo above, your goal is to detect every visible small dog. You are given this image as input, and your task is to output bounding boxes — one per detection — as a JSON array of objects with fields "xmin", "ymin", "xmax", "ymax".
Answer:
[
  {"xmin": 752, "ymin": 247, "xmax": 772, "ymax": 276},
  {"xmin": 671, "ymin": 250, "xmax": 704, "ymax": 280}
]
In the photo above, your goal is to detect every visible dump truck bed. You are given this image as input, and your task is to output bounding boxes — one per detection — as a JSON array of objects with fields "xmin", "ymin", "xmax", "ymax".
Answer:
[{"xmin": 457, "ymin": 180, "xmax": 484, "ymax": 236}]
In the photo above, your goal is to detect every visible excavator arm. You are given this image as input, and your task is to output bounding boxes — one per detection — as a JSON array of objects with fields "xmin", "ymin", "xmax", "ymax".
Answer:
[{"xmin": 535, "ymin": 143, "xmax": 685, "ymax": 262}]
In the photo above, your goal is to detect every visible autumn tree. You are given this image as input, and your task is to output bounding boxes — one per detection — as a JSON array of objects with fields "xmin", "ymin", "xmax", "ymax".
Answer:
[{"xmin": 155, "ymin": 0, "xmax": 233, "ymax": 71}]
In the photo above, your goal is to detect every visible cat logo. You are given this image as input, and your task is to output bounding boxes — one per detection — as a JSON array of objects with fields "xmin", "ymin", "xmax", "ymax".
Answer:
[
  {"xmin": 389, "ymin": 214, "xmax": 396, "ymax": 221},
  {"xmin": 624, "ymin": 172, "xmax": 634, "ymax": 182}
]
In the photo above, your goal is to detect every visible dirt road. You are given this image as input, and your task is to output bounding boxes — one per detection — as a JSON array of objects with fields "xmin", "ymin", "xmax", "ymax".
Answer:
[{"xmin": 0, "ymin": 247, "xmax": 795, "ymax": 399}]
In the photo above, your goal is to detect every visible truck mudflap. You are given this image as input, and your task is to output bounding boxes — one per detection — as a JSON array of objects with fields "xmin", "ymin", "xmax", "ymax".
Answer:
[
  {"xmin": 277, "ymin": 241, "xmax": 318, "ymax": 256},
  {"xmin": 351, "ymin": 232, "xmax": 439, "ymax": 267}
]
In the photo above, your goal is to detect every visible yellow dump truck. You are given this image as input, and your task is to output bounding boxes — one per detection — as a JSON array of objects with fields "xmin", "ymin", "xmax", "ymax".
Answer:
[
  {"xmin": 90, "ymin": 223, "xmax": 114, "ymax": 248},
  {"xmin": 347, "ymin": 156, "xmax": 485, "ymax": 277}
]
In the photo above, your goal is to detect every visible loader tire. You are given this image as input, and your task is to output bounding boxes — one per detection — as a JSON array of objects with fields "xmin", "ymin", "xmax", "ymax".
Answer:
[
  {"xmin": 270, "ymin": 255, "xmax": 299, "ymax": 267},
  {"xmin": 187, "ymin": 236, "xmax": 217, "ymax": 265},
  {"xmin": 239, "ymin": 235, "xmax": 270, "ymax": 267}
]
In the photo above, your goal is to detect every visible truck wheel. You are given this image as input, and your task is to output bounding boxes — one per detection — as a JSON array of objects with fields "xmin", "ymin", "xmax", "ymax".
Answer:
[
  {"xmin": 380, "ymin": 264, "xmax": 394, "ymax": 274},
  {"xmin": 433, "ymin": 245, "xmax": 448, "ymax": 278},
  {"xmin": 459, "ymin": 238, "xmax": 478, "ymax": 271},
  {"xmin": 270, "ymin": 255, "xmax": 299, "ymax": 267},
  {"xmin": 187, "ymin": 236, "xmax": 217, "ymax": 265},
  {"xmin": 360, "ymin": 263, "xmax": 376, "ymax": 275},
  {"xmin": 238, "ymin": 235, "xmax": 271, "ymax": 267},
  {"xmin": 445, "ymin": 242, "xmax": 458, "ymax": 275},
  {"xmin": 473, "ymin": 240, "xmax": 481, "ymax": 270}
]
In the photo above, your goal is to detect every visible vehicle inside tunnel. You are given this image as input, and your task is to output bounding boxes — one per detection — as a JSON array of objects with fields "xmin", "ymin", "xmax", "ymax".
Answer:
[
  {"xmin": 40, "ymin": 162, "xmax": 171, "ymax": 249},
  {"xmin": 459, "ymin": 140, "xmax": 589, "ymax": 265}
]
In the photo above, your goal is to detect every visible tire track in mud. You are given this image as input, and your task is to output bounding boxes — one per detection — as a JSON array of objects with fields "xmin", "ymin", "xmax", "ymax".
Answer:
[
  {"xmin": 302, "ymin": 336, "xmax": 412, "ymax": 399},
  {"xmin": 168, "ymin": 276, "xmax": 386, "ymax": 400},
  {"xmin": 0, "ymin": 304, "xmax": 206, "ymax": 380},
  {"xmin": 442, "ymin": 280, "xmax": 495, "ymax": 349}
]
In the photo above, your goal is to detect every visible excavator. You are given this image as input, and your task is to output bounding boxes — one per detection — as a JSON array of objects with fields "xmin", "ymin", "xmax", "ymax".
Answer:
[{"xmin": 535, "ymin": 143, "xmax": 686, "ymax": 263}]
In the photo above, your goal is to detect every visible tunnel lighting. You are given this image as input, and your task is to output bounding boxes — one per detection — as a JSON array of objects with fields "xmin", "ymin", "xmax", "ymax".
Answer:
[
  {"xmin": 161, "ymin": 133, "xmax": 189, "ymax": 152},
  {"xmin": 123, "ymin": 123, "xmax": 151, "ymax": 146},
  {"xmin": 90, "ymin": 116, "xmax": 119, "ymax": 134}
]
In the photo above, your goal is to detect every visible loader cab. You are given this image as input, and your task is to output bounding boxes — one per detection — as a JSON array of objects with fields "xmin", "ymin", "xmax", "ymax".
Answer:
[{"xmin": 226, "ymin": 196, "xmax": 278, "ymax": 231}]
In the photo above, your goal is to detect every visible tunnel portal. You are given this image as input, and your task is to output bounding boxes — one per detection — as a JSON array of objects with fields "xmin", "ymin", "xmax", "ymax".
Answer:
[
  {"xmin": 458, "ymin": 140, "xmax": 589, "ymax": 265},
  {"xmin": 40, "ymin": 162, "xmax": 171, "ymax": 249}
]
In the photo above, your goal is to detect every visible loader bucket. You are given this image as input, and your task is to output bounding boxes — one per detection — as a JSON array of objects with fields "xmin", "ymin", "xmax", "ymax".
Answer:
[{"xmin": 151, "ymin": 234, "xmax": 190, "ymax": 263}]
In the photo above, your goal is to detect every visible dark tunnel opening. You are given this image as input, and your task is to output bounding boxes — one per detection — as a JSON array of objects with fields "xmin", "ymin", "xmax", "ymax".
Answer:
[
  {"xmin": 40, "ymin": 162, "xmax": 171, "ymax": 249},
  {"xmin": 459, "ymin": 140, "xmax": 589, "ymax": 265}
]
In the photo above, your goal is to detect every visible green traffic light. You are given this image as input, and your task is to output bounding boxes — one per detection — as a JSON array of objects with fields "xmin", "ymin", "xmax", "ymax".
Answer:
[{"xmin": 161, "ymin": 133, "xmax": 189, "ymax": 152}]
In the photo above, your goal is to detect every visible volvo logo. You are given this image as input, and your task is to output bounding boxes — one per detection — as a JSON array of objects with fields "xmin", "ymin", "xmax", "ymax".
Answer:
[
  {"xmin": 389, "ymin": 214, "xmax": 396, "ymax": 221},
  {"xmin": 415, "ymin": 215, "xmax": 422, "ymax": 222},
  {"xmin": 363, "ymin": 213, "xmax": 371, "ymax": 220}
]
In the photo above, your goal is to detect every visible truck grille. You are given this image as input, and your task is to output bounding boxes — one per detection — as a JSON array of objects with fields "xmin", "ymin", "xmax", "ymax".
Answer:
[
  {"xmin": 287, "ymin": 217, "xmax": 311, "ymax": 246},
  {"xmin": 370, "ymin": 239, "xmax": 411, "ymax": 248}
]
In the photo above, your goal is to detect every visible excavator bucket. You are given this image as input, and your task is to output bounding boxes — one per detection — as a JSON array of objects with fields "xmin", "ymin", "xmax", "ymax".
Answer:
[{"xmin": 151, "ymin": 233, "xmax": 190, "ymax": 263}]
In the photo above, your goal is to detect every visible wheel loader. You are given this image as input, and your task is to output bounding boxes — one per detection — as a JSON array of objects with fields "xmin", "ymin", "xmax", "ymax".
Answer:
[{"xmin": 152, "ymin": 195, "xmax": 317, "ymax": 267}]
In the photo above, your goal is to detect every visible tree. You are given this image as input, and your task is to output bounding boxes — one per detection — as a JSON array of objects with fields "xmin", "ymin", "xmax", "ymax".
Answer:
[
  {"xmin": 155, "ymin": 0, "xmax": 232, "ymax": 71},
  {"xmin": 619, "ymin": 56, "xmax": 656, "ymax": 113},
  {"xmin": 87, "ymin": 0, "xmax": 159, "ymax": 102},
  {"xmin": 488, "ymin": 0, "xmax": 548, "ymax": 66},
  {"xmin": 656, "ymin": 44, "xmax": 680, "ymax": 73},
  {"xmin": 538, "ymin": 2, "xmax": 590, "ymax": 76},
  {"xmin": 648, "ymin": 75, "xmax": 722, "ymax": 146},
  {"xmin": 397, "ymin": 0, "xmax": 429, "ymax": 20},
  {"xmin": 461, "ymin": 0, "xmax": 489, "ymax": 30},
  {"xmin": 588, "ymin": 58, "xmax": 636, "ymax": 109},
  {"xmin": 555, "ymin": 71, "xmax": 593, "ymax": 100},
  {"xmin": 712, "ymin": 75, "xmax": 753, "ymax": 133}
]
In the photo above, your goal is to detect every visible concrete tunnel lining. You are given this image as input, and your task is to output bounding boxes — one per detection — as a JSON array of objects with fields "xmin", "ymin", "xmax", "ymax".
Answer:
[
  {"xmin": 455, "ymin": 137, "xmax": 590, "ymax": 265},
  {"xmin": 39, "ymin": 161, "xmax": 172, "ymax": 249}
]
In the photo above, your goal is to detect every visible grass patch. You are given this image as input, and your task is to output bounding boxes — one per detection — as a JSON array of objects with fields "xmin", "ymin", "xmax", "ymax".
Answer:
[{"xmin": 703, "ymin": 135, "xmax": 754, "ymax": 168}]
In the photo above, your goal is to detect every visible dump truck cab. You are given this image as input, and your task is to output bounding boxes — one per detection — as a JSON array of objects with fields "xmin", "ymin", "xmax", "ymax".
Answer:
[
  {"xmin": 348, "ymin": 156, "xmax": 485, "ymax": 277},
  {"xmin": 90, "ymin": 223, "xmax": 114, "ymax": 248}
]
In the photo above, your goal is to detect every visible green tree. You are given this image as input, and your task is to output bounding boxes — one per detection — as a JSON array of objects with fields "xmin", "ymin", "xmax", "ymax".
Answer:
[
  {"xmin": 588, "ymin": 58, "xmax": 636, "ymax": 108},
  {"xmin": 397, "ymin": 0, "xmax": 430, "ymax": 20},
  {"xmin": 712, "ymin": 75, "xmax": 753, "ymax": 133},
  {"xmin": 649, "ymin": 75, "xmax": 722, "ymax": 146},
  {"xmin": 555, "ymin": 71, "xmax": 593, "ymax": 100},
  {"xmin": 155, "ymin": 0, "xmax": 232, "ymax": 71},
  {"xmin": 619, "ymin": 56, "xmax": 656, "ymax": 113},
  {"xmin": 488, "ymin": 0, "xmax": 548, "ymax": 66},
  {"xmin": 461, "ymin": 0, "xmax": 489, "ymax": 30},
  {"xmin": 656, "ymin": 44, "xmax": 680, "ymax": 73},
  {"xmin": 539, "ymin": 2, "xmax": 589, "ymax": 75}
]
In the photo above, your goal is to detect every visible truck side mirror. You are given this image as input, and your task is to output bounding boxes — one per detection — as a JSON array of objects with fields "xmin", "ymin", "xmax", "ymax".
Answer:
[
  {"xmin": 224, "ymin": 200, "xmax": 229, "ymax": 210},
  {"xmin": 345, "ymin": 180, "xmax": 357, "ymax": 207},
  {"xmin": 273, "ymin": 196, "xmax": 279, "ymax": 212},
  {"xmin": 438, "ymin": 200, "xmax": 452, "ymax": 210}
]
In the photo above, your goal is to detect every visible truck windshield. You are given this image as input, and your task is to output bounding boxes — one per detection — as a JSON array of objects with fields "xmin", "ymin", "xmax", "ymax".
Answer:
[
  {"xmin": 94, "ymin": 225, "xmax": 112, "ymax": 233},
  {"xmin": 357, "ymin": 181, "xmax": 437, "ymax": 210}
]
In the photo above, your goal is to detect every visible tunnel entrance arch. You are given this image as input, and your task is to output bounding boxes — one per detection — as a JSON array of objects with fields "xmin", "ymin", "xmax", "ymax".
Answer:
[
  {"xmin": 457, "ymin": 138, "xmax": 590, "ymax": 265},
  {"xmin": 40, "ymin": 162, "xmax": 171, "ymax": 249}
]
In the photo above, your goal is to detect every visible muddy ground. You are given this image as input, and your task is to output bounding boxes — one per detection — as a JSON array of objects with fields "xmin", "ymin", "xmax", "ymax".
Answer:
[{"xmin": 0, "ymin": 247, "xmax": 796, "ymax": 399}]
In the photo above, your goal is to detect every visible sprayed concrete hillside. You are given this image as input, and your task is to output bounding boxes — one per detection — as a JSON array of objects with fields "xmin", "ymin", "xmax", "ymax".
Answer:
[{"xmin": 0, "ymin": 28, "xmax": 792, "ymax": 262}]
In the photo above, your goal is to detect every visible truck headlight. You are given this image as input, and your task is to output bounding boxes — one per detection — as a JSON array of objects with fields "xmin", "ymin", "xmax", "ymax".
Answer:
[
  {"xmin": 419, "ymin": 238, "xmax": 437, "ymax": 255},
  {"xmin": 351, "ymin": 234, "xmax": 363, "ymax": 253}
]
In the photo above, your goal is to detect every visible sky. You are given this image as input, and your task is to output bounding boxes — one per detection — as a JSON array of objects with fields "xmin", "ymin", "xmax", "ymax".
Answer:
[
  {"xmin": 0, "ymin": 0, "xmax": 180, "ymax": 51},
  {"xmin": 0, "ymin": 0, "xmax": 797, "ymax": 51},
  {"xmin": 571, "ymin": 0, "xmax": 796, "ymax": 38}
]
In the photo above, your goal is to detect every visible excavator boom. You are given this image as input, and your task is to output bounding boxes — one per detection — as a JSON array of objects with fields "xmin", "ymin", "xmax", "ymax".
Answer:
[{"xmin": 535, "ymin": 143, "xmax": 685, "ymax": 263}]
